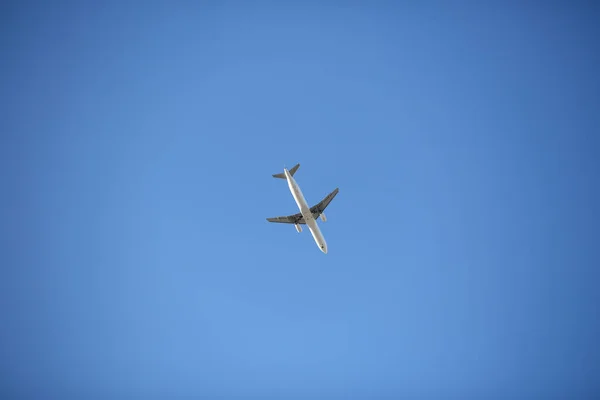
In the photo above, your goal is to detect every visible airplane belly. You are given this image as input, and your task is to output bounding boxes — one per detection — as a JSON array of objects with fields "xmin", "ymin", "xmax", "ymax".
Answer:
[
  {"xmin": 296, "ymin": 195, "xmax": 327, "ymax": 253},
  {"xmin": 289, "ymin": 181, "xmax": 310, "ymax": 214},
  {"xmin": 281, "ymin": 171, "xmax": 329, "ymax": 254},
  {"xmin": 307, "ymin": 219, "xmax": 327, "ymax": 253}
]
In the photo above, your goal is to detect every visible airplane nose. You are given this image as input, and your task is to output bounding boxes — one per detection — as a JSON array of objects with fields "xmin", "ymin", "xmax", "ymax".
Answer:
[{"xmin": 320, "ymin": 244, "xmax": 327, "ymax": 254}]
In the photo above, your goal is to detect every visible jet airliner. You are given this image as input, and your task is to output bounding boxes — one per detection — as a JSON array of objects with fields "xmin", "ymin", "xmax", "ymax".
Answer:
[{"xmin": 267, "ymin": 163, "xmax": 338, "ymax": 253}]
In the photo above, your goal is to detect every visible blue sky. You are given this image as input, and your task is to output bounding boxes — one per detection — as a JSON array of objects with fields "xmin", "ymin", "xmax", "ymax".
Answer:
[{"xmin": 1, "ymin": 1, "xmax": 599, "ymax": 398}]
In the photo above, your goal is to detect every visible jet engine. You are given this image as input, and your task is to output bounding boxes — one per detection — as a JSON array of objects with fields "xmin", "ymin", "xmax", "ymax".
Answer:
[
  {"xmin": 295, "ymin": 224, "xmax": 302, "ymax": 233},
  {"xmin": 320, "ymin": 212, "xmax": 327, "ymax": 222}
]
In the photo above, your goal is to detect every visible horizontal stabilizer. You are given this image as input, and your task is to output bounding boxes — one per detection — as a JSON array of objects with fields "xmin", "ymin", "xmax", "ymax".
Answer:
[{"xmin": 273, "ymin": 163, "xmax": 300, "ymax": 179}]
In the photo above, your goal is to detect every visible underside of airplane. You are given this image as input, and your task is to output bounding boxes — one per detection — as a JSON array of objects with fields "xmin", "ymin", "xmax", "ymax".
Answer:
[{"xmin": 266, "ymin": 187, "xmax": 339, "ymax": 225}]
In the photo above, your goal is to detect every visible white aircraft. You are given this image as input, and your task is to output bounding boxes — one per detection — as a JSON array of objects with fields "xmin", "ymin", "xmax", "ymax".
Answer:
[{"xmin": 267, "ymin": 163, "xmax": 339, "ymax": 254}]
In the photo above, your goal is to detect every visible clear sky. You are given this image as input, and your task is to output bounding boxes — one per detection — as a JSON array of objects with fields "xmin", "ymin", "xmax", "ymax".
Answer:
[{"xmin": 1, "ymin": 1, "xmax": 599, "ymax": 398}]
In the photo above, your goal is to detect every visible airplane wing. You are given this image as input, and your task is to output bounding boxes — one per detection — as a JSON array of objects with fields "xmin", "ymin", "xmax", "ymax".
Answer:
[
  {"xmin": 309, "ymin": 188, "xmax": 339, "ymax": 219},
  {"xmin": 266, "ymin": 212, "xmax": 306, "ymax": 224},
  {"xmin": 266, "ymin": 188, "xmax": 339, "ymax": 224}
]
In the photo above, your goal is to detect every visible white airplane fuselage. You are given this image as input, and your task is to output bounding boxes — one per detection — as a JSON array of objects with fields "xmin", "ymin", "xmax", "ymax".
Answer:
[{"xmin": 284, "ymin": 168, "xmax": 328, "ymax": 253}]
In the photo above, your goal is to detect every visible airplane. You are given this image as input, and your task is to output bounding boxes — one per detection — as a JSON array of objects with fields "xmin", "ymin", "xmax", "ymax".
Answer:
[{"xmin": 267, "ymin": 163, "xmax": 339, "ymax": 254}]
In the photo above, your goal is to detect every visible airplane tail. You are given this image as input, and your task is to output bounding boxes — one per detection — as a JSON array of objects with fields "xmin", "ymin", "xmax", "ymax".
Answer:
[{"xmin": 272, "ymin": 163, "xmax": 300, "ymax": 179}]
